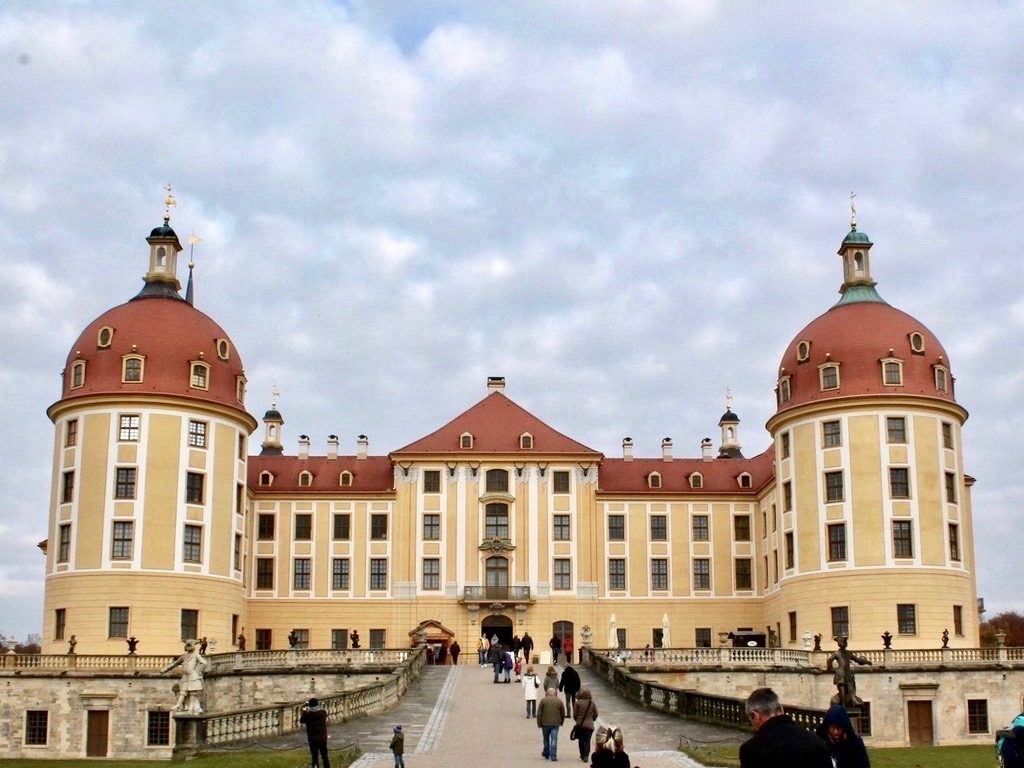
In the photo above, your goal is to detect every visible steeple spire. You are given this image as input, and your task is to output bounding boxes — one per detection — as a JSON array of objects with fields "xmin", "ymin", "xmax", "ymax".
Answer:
[{"xmin": 185, "ymin": 233, "xmax": 200, "ymax": 306}]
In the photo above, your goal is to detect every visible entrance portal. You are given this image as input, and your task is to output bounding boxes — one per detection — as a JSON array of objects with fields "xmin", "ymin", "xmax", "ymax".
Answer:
[{"xmin": 481, "ymin": 614, "xmax": 514, "ymax": 647}]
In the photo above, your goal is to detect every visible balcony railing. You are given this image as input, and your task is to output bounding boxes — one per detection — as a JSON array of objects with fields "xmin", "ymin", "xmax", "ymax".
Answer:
[{"xmin": 461, "ymin": 585, "xmax": 532, "ymax": 603}]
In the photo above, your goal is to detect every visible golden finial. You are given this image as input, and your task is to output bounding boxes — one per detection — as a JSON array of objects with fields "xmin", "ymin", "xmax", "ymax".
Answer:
[
  {"xmin": 163, "ymin": 183, "xmax": 177, "ymax": 222},
  {"xmin": 187, "ymin": 233, "xmax": 201, "ymax": 268},
  {"xmin": 849, "ymin": 192, "xmax": 857, "ymax": 228},
  {"xmin": 271, "ymin": 385, "xmax": 280, "ymax": 409}
]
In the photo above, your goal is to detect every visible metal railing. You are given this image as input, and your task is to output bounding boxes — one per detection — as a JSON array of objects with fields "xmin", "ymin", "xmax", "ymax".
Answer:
[{"xmin": 461, "ymin": 585, "xmax": 532, "ymax": 601}]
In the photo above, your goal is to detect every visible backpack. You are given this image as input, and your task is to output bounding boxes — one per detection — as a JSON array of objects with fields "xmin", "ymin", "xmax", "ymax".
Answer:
[{"xmin": 503, "ymin": 653, "xmax": 513, "ymax": 670}]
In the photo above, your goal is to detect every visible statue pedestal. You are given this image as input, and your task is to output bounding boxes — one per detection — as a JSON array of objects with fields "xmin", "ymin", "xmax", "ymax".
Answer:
[{"xmin": 171, "ymin": 714, "xmax": 206, "ymax": 761}]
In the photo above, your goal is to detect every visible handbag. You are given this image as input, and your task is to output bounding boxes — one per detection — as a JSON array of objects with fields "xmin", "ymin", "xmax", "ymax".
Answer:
[
  {"xmin": 534, "ymin": 676, "xmax": 540, "ymax": 689},
  {"xmin": 569, "ymin": 726, "xmax": 578, "ymax": 740}
]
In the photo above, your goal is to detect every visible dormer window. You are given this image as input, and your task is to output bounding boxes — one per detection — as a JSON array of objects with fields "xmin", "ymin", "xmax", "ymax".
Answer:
[
  {"xmin": 258, "ymin": 471, "xmax": 273, "ymax": 486},
  {"xmin": 460, "ymin": 432, "xmax": 473, "ymax": 449},
  {"xmin": 298, "ymin": 470, "xmax": 313, "ymax": 487},
  {"xmin": 339, "ymin": 471, "xmax": 353, "ymax": 487},
  {"xmin": 796, "ymin": 340, "xmax": 810, "ymax": 363},
  {"xmin": 520, "ymin": 433, "xmax": 533, "ymax": 449},
  {"xmin": 648, "ymin": 472, "xmax": 662, "ymax": 489},
  {"xmin": 819, "ymin": 363, "xmax": 840, "ymax": 391},
  {"xmin": 882, "ymin": 359, "xmax": 903, "ymax": 386},
  {"xmin": 909, "ymin": 332, "xmax": 925, "ymax": 354},
  {"xmin": 689, "ymin": 473, "xmax": 703, "ymax": 489},
  {"xmin": 777, "ymin": 376, "xmax": 791, "ymax": 405},
  {"xmin": 190, "ymin": 362, "xmax": 209, "ymax": 390},
  {"xmin": 934, "ymin": 365, "xmax": 949, "ymax": 393},
  {"xmin": 216, "ymin": 339, "xmax": 230, "ymax": 361},
  {"xmin": 70, "ymin": 361, "xmax": 86, "ymax": 389},
  {"xmin": 122, "ymin": 355, "xmax": 144, "ymax": 383},
  {"xmin": 236, "ymin": 375, "xmax": 246, "ymax": 404},
  {"xmin": 738, "ymin": 473, "xmax": 752, "ymax": 488},
  {"xmin": 97, "ymin": 326, "xmax": 114, "ymax": 348}
]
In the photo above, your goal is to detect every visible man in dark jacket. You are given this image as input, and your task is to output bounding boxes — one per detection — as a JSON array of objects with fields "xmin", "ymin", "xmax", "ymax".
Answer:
[
  {"xmin": 739, "ymin": 687, "xmax": 831, "ymax": 768},
  {"xmin": 521, "ymin": 632, "xmax": 534, "ymax": 662},
  {"xmin": 536, "ymin": 686, "xmax": 567, "ymax": 761},
  {"xmin": 558, "ymin": 662, "xmax": 582, "ymax": 712},
  {"xmin": 299, "ymin": 697, "xmax": 330, "ymax": 768},
  {"xmin": 815, "ymin": 704, "xmax": 870, "ymax": 768}
]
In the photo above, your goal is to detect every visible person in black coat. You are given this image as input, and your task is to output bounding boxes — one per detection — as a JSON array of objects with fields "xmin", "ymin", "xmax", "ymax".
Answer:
[
  {"xmin": 815, "ymin": 704, "xmax": 870, "ymax": 768},
  {"xmin": 300, "ymin": 697, "xmax": 331, "ymax": 768},
  {"xmin": 739, "ymin": 687, "xmax": 831, "ymax": 768},
  {"xmin": 558, "ymin": 662, "xmax": 581, "ymax": 712},
  {"xmin": 521, "ymin": 632, "xmax": 534, "ymax": 662}
]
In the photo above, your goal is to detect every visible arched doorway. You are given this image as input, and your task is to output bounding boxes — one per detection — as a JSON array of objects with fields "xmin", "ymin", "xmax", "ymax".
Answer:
[
  {"xmin": 552, "ymin": 620, "xmax": 574, "ymax": 664},
  {"xmin": 481, "ymin": 614, "xmax": 513, "ymax": 647}
]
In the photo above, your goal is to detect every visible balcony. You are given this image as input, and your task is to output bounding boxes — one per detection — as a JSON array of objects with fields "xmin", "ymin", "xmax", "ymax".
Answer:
[{"xmin": 461, "ymin": 585, "xmax": 532, "ymax": 605}]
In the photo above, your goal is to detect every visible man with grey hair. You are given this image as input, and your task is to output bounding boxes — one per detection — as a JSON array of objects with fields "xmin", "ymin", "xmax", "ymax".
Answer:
[{"xmin": 739, "ymin": 687, "xmax": 831, "ymax": 767}]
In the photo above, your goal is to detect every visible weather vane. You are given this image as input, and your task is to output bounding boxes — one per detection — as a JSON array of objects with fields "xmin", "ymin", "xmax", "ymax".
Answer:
[
  {"xmin": 271, "ymin": 385, "xmax": 280, "ymax": 409},
  {"xmin": 725, "ymin": 388, "xmax": 733, "ymax": 410},
  {"xmin": 849, "ymin": 191, "xmax": 857, "ymax": 228},
  {"xmin": 163, "ymin": 184, "xmax": 177, "ymax": 222}
]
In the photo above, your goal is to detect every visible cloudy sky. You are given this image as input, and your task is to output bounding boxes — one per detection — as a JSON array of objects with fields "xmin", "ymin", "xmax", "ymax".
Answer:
[{"xmin": 1, "ymin": 1, "xmax": 1022, "ymax": 642}]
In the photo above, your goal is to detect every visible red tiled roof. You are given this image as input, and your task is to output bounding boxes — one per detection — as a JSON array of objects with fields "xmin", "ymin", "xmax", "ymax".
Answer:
[
  {"xmin": 393, "ymin": 391, "xmax": 600, "ymax": 456},
  {"xmin": 598, "ymin": 447, "xmax": 774, "ymax": 495},
  {"xmin": 247, "ymin": 455, "xmax": 395, "ymax": 493}
]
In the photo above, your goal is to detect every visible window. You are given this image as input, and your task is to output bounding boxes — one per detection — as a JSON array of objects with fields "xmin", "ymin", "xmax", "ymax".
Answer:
[
  {"xmin": 111, "ymin": 520, "xmax": 134, "ymax": 559},
  {"xmin": 61, "ymin": 471, "xmax": 74, "ymax": 504},
  {"xmin": 148, "ymin": 711, "xmax": 171, "ymax": 746},
  {"xmin": 967, "ymin": 699, "xmax": 989, "ymax": 734},
  {"xmin": 692, "ymin": 515, "xmax": 709, "ymax": 541},
  {"xmin": 370, "ymin": 514, "xmax": 388, "ymax": 540},
  {"xmin": 889, "ymin": 467, "xmax": 910, "ymax": 498},
  {"xmin": 123, "ymin": 356, "xmax": 144, "ymax": 382},
  {"xmin": 735, "ymin": 558, "xmax": 752, "ymax": 590},
  {"xmin": 183, "ymin": 524, "xmax": 202, "ymax": 563},
  {"xmin": 883, "ymin": 360, "xmax": 903, "ymax": 386},
  {"xmin": 190, "ymin": 362, "xmax": 209, "ymax": 389},
  {"xmin": 332, "ymin": 558, "xmax": 350, "ymax": 590},
  {"xmin": 294, "ymin": 514, "xmax": 312, "ymax": 540},
  {"xmin": 423, "ymin": 513, "xmax": 441, "ymax": 541},
  {"xmin": 109, "ymin": 606, "xmax": 129, "ymax": 637},
  {"xmin": 520, "ymin": 433, "xmax": 533, "ymax": 449},
  {"xmin": 949, "ymin": 523, "xmax": 961, "ymax": 562},
  {"xmin": 690, "ymin": 473, "xmax": 703, "ymax": 488},
  {"xmin": 422, "ymin": 558, "xmax": 440, "ymax": 590},
  {"xmin": 945, "ymin": 472, "xmax": 958, "ymax": 504},
  {"xmin": 886, "ymin": 416, "xmax": 907, "ymax": 444},
  {"xmin": 180, "ymin": 608, "xmax": 199, "ymax": 640},
  {"xmin": 188, "ymin": 420, "xmax": 207, "ymax": 448},
  {"xmin": 783, "ymin": 481, "xmax": 793, "ymax": 511},
  {"xmin": 797, "ymin": 340, "xmax": 810, "ymax": 362},
  {"xmin": 291, "ymin": 629, "xmax": 309, "ymax": 649},
  {"xmin": 236, "ymin": 375, "xmax": 246, "ymax": 404},
  {"xmin": 650, "ymin": 515, "xmax": 667, "ymax": 541},
  {"xmin": 893, "ymin": 520, "xmax": 913, "ymax": 558},
  {"xmin": 695, "ymin": 628, "xmax": 712, "ymax": 648},
  {"xmin": 827, "ymin": 523, "xmax": 847, "ymax": 561},
  {"xmin": 115, "ymin": 467, "xmax": 137, "ymax": 499},
  {"xmin": 333, "ymin": 513, "xmax": 350, "ymax": 540},
  {"xmin": 820, "ymin": 364, "xmax": 839, "ymax": 390},
  {"xmin": 423, "ymin": 470, "xmax": 441, "ymax": 493},
  {"xmin": 909, "ymin": 331, "xmax": 925, "ymax": 353},
  {"xmin": 553, "ymin": 471, "xmax": 571, "ymax": 494},
  {"xmin": 651, "ymin": 558, "xmax": 668, "ymax": 590},
  {"xmin": 953, "ymin": 605, "xmax": 964, "ymax": 636},
  {"xmin": 258, "ymin": 471, "xmax": 272, "ymax": 486},
  {"xmin": 255, "ymin": 629, "xmax": 272, "ymax": 650},
  {"xmin": 823, "ymin": 420, "xmax": 842, "ymax": 447},
  {"xmin": 485, "ymin": 503, "xmax": 509, "ymax": 538},
  {"xmin": 97, "ymin": 325, "xmax": 114, "ymax": 348},
  {"xmin": 553, "ymin": 514, "xmax": 571, "ymax": 540},
  {"xmin": 460, "ymin": 433, "xmax": 473, "ymax": 449},
  {"xmin": 942, "ymin": 422, "xmax": 954, "ymax": 450},
  {"xmin": 608, "ymin": 514, "xmax": 625, "ymax": 540},
  {"xmin": 780, "ymin": 432, "xmax": 790, "ymax": 459},
  {"xmin": 256, "ymin": 558, "xmax": 274, "ymax": 589},
  {"xmin": 65, "ymin": 419, "xmax": 78, "ymax": 447},
  {"xmin": 185, "ymin": 472, "xmax": 204, "ymax": 504},
  {"xmin": 25, "ymin": 711, "xmax": 48, "ymax": 746},
  {"xmin": 54, "ymin": 608, "xmax": 66, "ymax": 640},
  {"xmin": 785, "ymin": 532, "xmax": 794, "ymax": 569},
  {"xmin": 485, "ymin": 468, "xmax": 509, "ymax": 493},
  {"xmin": 778, "ymin": 377, "xmax": 791, "ymax": 404},
  {"xmin": 339, "ymin": 471, "xmax": 352, "ymax": 487},
  {"xmin": 825, "ymin": 471, "xmax": 844, "ymax": 503},
  {"xmin": 298, "ymin": 471, "xmax": 312, "ymax": 487},
  {"xmin": 119, "ymin": 414, "xmax": 141, "ymax": 441},
  {"xmin": 788, "ymin": 611, "xmax": 797, "ymax": 643},
  {"xmin": 258, "ymin": 514, "xmax": 275, "ymax": 539},
  {"xmin": 830, "ymin": 606, "xmax": 849, "ymax": 638},
  {"xmin": 370, "ymin": 558, "xmax": 388, "ymax": 590},
  {"xmin": 233, "ymin": 533, "xmax": 241, "ymax": 570},
  {"xmin": 216, "ymin": 338, "xmax": 230, "ymax": 360},
  {"xmin": 934, "ymin": 365, "xmax": 948, "ymax": 392},
  {"xmin": 293, "ymin": 558, "xmax": 311, "ymax": 590},
  {"xmin": 692, "ymin": 558, "xmax": 710, "ymax": 590},
  {"xmin": 58, "ymin": 524, "xmax": 71, "ymax": 563},
  {"xmin": 734, "ymin": 515, "xmax": 750, "ymax": 541},
  {"xmin": 739, "ymin": 473, "xmax": 752, "ymax": 488},
  {"xmin": 553, "ymin": 558, "xmax": 572, "ymax": 590},
  {"xmin": 648, "ymin": 472, "xmax": 662, "ymax": 488},
  {"xmin": 608, "ymin": 559, "xmax": 626, "ymax": 590},
  {"xmin": 70, "ymin": 360, "xmax": 86, "ymax": 388},
  {"xmin": 897, "ymin": 603, "xmax": 917, "ymax": 634},
  {"xmin": 369, "ymin": 629, "xmax": 386, "ymax": 649},
  {"xmin": 331, "ymin": 629, "xmax": 349, "ymax": 650}
]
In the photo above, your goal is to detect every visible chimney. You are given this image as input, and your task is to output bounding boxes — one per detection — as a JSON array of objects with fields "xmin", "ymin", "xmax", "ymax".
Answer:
[
  {"xmin": 357, "ymin": 434, "xmax": 368, "ymax": 460},
  {"xmin": 487, "ymin": 376, "xmax": 506, "ymax": 392},
  {"xmin": 298, "ymin": 434, "xmax": 310, "ymax": 460},
  {"xmin": 701, "ymin": 438, "xmax": 713, "ymax": 462},
  {"xmin": 661, "ymin": 437, "xmax": 673, "ymax": 462},
  {"xmin": 622, "ymin": 437, "xmax": 634, "ymax": 462},
  {"xmin": 327, "ymin": 434, "xmax": 339, "ymax": 460}
]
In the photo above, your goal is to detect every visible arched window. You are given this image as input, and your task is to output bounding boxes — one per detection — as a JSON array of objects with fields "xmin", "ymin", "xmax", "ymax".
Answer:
[
  {"xmin": 122, "ymin": 355, "xmax": 144, "ymax": 383},
  {"xmin": 648, "ymin": 472, "xmax": 662, "ymax": 489},
  {"xmin": 298, "ymin": 471, "xmax": 312, "ymax": 487},
  {"xmin": 339, "ymin": 471, "xmax": 353, "ymax": 487},
  {"xmin": 485, "ymin": 503, "xmax": 509, "ymax": 539},
  {"xmin": 739, "ymin": 473, "xmax": 752, "ymax": 488},
  {"xmin": 485, "ymin": 469, "xmax": 509, "ymax": 493},
  {"xmin": 191, "ymin": 362, "xmax": 209, "ymax": 390},
  {"xmin": 259, "ymin": 471, "xmax": 273, "ymax": 486},
  {"xmin": 777, "ymin": 376, "xmax": 791, "ymax": 405},
  {"xmin": 690, "ymin": 473, "xmax": 703, "ymax": 489},
  {"xmin": 820, "ymin": 363, "xmax": 840, "ymax": 391},
  {"xmin": 70, "ymin": 361, "xmax": 86, "ymax": 389},
  {"xmin": 882, "ymin": 359, "xmax": 903, "ymax": 386},
  {"xmin": 156, "ymin": 246, "xmax": 166, "ymax": 266},
  {"xmin": 520, "ymin": 433, "xmax": 533, "ymax": 449},
  {"xmin": 460, "ymin": 432, "xmax": 473, "ymax": 449}
]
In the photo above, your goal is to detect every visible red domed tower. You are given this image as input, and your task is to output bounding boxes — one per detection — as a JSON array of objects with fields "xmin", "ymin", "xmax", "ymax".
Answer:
[
  {"xmin": 764, "ymin": 216, "xmax": 976, "ymax": 648},
  {"xmin": 42, "ymin": 201, "xmax": 257, "ymax": 654}
]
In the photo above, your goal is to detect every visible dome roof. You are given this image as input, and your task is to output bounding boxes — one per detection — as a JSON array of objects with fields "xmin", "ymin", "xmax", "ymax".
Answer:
[
  {"xmin": 776, "ymin": 300, "xmax": 956, "ymax": 414},
  {"xmin": 58, "ymin": 294, "xmax": 248, "ymax": 414},
  {"xmin": 842, "ymin": 227, "xmax": 871, "ymax": 244}
]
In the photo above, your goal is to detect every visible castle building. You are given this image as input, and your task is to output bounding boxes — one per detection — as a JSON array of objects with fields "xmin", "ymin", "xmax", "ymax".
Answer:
[{"xmin": 40, "ymin": 207, "xmax": 977, "ymax": 656}]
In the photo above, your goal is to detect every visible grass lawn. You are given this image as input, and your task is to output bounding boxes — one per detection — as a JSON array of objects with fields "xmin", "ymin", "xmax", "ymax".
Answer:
[
  {"xmin": 681, "ymin": 743, "xmax": 995, "ymax": 767},
  {"xmin": 0, "ymin": 744, "xmax": 359, "ymax": 768}
]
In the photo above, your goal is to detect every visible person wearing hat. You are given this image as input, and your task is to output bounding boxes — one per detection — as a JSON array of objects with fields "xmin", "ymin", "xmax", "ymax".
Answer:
[
  {"xmin": 389, "ymin": 724, "xmax": 406, "ymax": 768},
  {"xmin": 300, "ymin": 697, "xmax": 330, "ymax": 768}
]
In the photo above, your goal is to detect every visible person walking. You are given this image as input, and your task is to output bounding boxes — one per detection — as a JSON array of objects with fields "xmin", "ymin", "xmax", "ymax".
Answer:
[
  {"xmin": 550, "ymin": 634, "xmax": 563, "ymax": 664},
  {"xmin": 478, "ymin": 635, "xmax": 488, "ymax": 666},
  {"xmin": 450, "ymin": 640, "xmax": 461, "ymax": 665},
  {"xmin": 543, "ymin": 664, "xmax": 560, "ymax": 695},
  {"xmin": 512, "ymin": 633, "xmax": 522, "ymax": 658},
  {"xmin": 815, "ymin": 704, "xmax": 870, "ymax": 768},
  {"xmin": 523, "ymin": 665, "xmax": 541, "ymax": 718},
  {"xmin": 521, "ymin": 631, "xmax": 535, "ymax": 663},
  {"xmin": 739, "ymin": 687, "xmax": 831, "ymax": 768},
  {"xmin": 299, "ymin": 697, "xmax": 331, "ymax": 768},
  {"xmin": 572, "ymin": 687, "xmax": 598, "ymax": 763},
  {"xmin": 559, "ymin": 661, "xmax": 581, "ymax": 713},
  {"xmin": 563, "ymin": 634, "xmax": 574, "ymax": 664},
  {"xmin": 590, "ymin": 725, "xmax": 629, "ymax": 768},
  {"xmin": 388, "ymin": 724, "xmax": 405, "ymax": 768},
  {"xmin": 490, "ymin": 641, "xmax": 503, "ymax": 683},
  {"xmin": 537, "ymin": 686, "xmax": 566, "ymax": 761}
]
